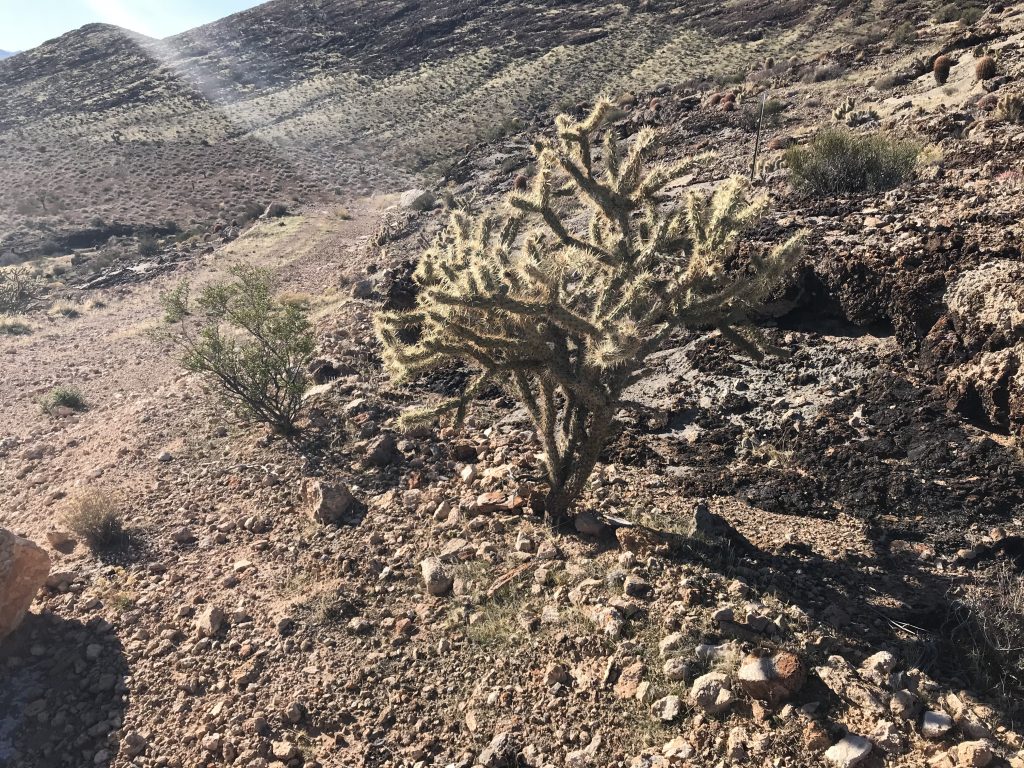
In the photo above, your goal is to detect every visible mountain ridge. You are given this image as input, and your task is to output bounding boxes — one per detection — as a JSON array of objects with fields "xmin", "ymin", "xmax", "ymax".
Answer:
[{"xmin": 0, "ymin": 0, "xmax": 929, "ymax": 252}]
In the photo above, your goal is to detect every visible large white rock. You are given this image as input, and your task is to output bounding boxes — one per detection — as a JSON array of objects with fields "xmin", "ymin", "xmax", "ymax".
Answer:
[
  {"xmin": 689, "ymin": 671, "xmax": 735, "ymax": 715},
  {"xmin": 0, "ymin": 529, "xmax": 51, "ymax": 641},
  {"xmin": 399, "ymin": 188, "xmax": 436, "ymax": 211},
  {"xmin": 824, "ymin": 734, "xmax": 872, "ymax": 767}
]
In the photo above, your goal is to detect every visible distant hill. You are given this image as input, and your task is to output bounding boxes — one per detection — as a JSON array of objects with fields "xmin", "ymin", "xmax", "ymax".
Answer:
[
  {"xmin": 0, "ymin": 0, "xmax": 922, "ymax": 239},
  {"xmin": 0, "ymin": 50, "xmax": 16, "ymax": 59}
]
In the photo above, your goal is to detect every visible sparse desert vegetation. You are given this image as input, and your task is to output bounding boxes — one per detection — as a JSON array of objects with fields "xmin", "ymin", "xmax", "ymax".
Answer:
[
  {"xmin": 785, "ymin": 128, "xmax": 922, "ymax": 195},
  {"xmin": 39, "ymin": 385, "xmax": 87, "ymax": 415},
  {"xmin": 3, "ymin": 2, "xmax": 1024, "ymax": 768},
  {"xmin": 162, "ymin": 265, "xmax": 315, "ymax": 433},
  {"xmin": 379, "ymin": 101, "xmax": 803, "ymax": 522},
  {"xmin": 61, "ymin": 490, "xmax": 127, "ymax": 551}
]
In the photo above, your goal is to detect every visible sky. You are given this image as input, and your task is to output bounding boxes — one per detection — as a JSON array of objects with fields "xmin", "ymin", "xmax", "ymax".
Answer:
[{"xmin": 0, "ymin": 0, "xmax": 263, "ymax": 52}]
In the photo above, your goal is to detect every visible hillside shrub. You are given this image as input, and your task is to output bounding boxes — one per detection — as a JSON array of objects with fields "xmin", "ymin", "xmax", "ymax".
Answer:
[
  {"xmin": 934, "ymin": 2, "xmax": 984, "ymax": 24},
  {"xmin": 376, "ymin": 101, "xmax": 804, "ymax": 524},
  {"xmin": 138, "ymin": 235, "xmax": 160, "ymax": 257},
  {"xmin": 953, "ymin": 563, "xmax": 1024, "ymax": 712},
  {"xmin": 0, "ymin": 267, "xmax": 40, "ymax": 314},
  {"xmin": 41, "ymin": 385, "xmax": 87, "ymax": 415},
  {"xmin": 892, "ymin": 22, "xmax": 916, "ymax": 45},
  {"xmin": 162, "ymin": 266, "xmax": 315, "ymax": 433},
  {"xmin": 740, "ymin": 98, "xmax": 787, "ymax": 131},
  {"xmin": 934, "ymin": 54, "xmax": 953, "ymax": 84},
  {"xmin": 785, "ymin": 128, "xmax": 922, "ymax": 195}
]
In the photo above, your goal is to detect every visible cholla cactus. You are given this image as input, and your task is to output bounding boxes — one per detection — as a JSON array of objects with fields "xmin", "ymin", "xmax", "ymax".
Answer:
[
  {"xmin": 833, "ymin": 98, "xmax": 878, "ymax": 127},
  {"xmin": 833, "ymin": 98, "xmax": 856, "ymax": 123},
  {"xmin": 996, "ymin": 93, "xmax": 1024, "ymax": 124},
  {"xmin": 376, "ymin": 100, "xmax": 804, "ymax": 524}
]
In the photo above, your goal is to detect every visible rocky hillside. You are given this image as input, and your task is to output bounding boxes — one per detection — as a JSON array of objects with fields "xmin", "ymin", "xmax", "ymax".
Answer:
[
  {"xmin": 0, "ymin": 0, "xmax": 924, "ymax": 257},
  {"xmin": 2, "ymin": 1, "xmax": 1024, "ymax": 768}
]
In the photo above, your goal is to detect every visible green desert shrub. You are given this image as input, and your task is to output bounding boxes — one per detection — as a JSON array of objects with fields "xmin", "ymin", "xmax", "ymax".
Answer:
[
  {"xmin": 0, "ymin": 267, "xmax": 41, "ymax": 314},
  {"xmin": 892, "ymin": 22, "xmax": 916, "ymax": 45},
  {"xmin": 935, "ymin": 2, "xmax": 984, "ymax": 24},
  {"xmin": 785, "ymin": 129, "xmax": 922, "ymax": 195},
  {"xmin": 376, "ymin": 100, "xmax": 804, "ymax": 524},
  {"xmin": 162, "ymin": 266, "xmax": 315, "ymax": 433},
  {"xmin": 63, "ymin": 490, "xmax": 126, "ymax": 551},
  {"xmin": 41, "ymin": 385, "xmax": 87, "ymax": 415}
]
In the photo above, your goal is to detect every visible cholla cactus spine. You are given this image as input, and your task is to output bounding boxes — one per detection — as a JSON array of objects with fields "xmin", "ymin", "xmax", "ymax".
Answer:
[{"xmin": 376, "ymin": 100, "xmax": 804, "ymax": 523}]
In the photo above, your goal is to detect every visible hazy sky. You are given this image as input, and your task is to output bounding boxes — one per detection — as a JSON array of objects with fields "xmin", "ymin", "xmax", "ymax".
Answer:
[{"xmin": 0, "ymin": 0, "xmax": 263, "ymax": 51}]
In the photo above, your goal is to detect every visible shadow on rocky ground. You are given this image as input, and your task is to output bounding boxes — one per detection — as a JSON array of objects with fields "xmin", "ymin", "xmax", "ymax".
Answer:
[
  {"xmin": 666, "ymin": 511, "xmax": 1023, "ymax": 721},
  {"xmin": 0, "ymin": 612, "xmax": 130, "ymax": 767}
]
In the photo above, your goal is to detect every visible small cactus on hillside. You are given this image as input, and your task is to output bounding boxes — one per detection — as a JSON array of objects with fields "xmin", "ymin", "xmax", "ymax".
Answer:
[
  {"xmin": 832, "ymin": 98, "xmax": 855, "ymax": 123},
  {"xmin": 996, "ymin": 93, "xmax": 1024, "ymax": 124},
  {"xmin": 833, "ymin": 98, "xmax": 878, "ymax": 127},
  {"xmin": 376, "ymin": 100, "xmax": 804, "ymax": 524},
  {"xmin": 976, "ymin": 55, "xmax": 997, "ymax": 81},
  {"xmin": 934, "ymin": 55, "xmax": 953, "ymax": 85}
]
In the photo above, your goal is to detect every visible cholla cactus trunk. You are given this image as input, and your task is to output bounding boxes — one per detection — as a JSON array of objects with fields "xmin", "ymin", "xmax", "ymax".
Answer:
[{"xmin": 376, "ymin": 100, "xmax": 804, "ymax": 525}]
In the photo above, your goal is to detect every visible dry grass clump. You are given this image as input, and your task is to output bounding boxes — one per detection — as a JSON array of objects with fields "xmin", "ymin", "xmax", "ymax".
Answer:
[
  {"xmin": 952, "ymin": 563, "xmax": 1024, "ymax": 713},
  {"xmin": 0, "ymin": 316, "xmax": 32, "ymax": 335},
  {"xmin": 63, "ymin": 490, "xmax": 127, "ymax": 551},
  {"xmin": 48, "ymin": 301, "xmax": 83, "ymax": 319}
]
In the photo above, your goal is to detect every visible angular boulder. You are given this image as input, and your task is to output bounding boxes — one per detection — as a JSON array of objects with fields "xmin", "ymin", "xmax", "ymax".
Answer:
[
  {"xmin": 824, "ymin": 734, "xmax": 872, "ymax": 767},
  {"xmin": 420, "ymin": 557, "xmax": 452, "ymax": 596},
  {"xmin": 690, "ymin": 671, "xmax": 735, "ymax": 715},
  {"xmin": 946, "ymin": 347, "xmax": 1024, "ymax": 435},
  {"xmin": 0, "ymin": 529, "xmax": 51, "ymax": 641},
  {"xmin": 305, "ymin": 480, "xmax": 356, "ymax": 525},
  {"xmin": 737, "ymin": 651, "xmax": 806, "ymax": 703}
]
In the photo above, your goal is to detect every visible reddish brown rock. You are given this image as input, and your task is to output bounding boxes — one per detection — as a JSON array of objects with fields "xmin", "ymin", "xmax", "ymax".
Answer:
[
  {"xmin": 305, "ymin": 480, "xmax": 356, "ymax": 525},
  {"xmin": 737, "ymin": 651, "xmax": 806, "ymax": 703},
  {"xmin": 613, "ymin": 662, "xmax": 645, "ymax": 699},
  {"xmin": 0, "ymin": 529, "xmax": 51, "ymax": 642}
]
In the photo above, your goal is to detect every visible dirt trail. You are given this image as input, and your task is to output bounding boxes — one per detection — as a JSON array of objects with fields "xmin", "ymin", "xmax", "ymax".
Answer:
[{"xmin": 0, "ymin": 198, "xmax": 386, "ymax": 542}]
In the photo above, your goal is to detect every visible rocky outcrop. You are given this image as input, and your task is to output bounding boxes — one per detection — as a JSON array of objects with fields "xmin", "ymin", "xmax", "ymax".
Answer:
[
  {"xmin": 946, "ymin": 260, "xmax": 1024, "ymax": 351},
  {"xmin": 940, "ymin": 261, "xmax": 1024, "ymax": 436},
  {"xmin": 0, "ymin": 529, "xmax": 50, "ymax": 642}
]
